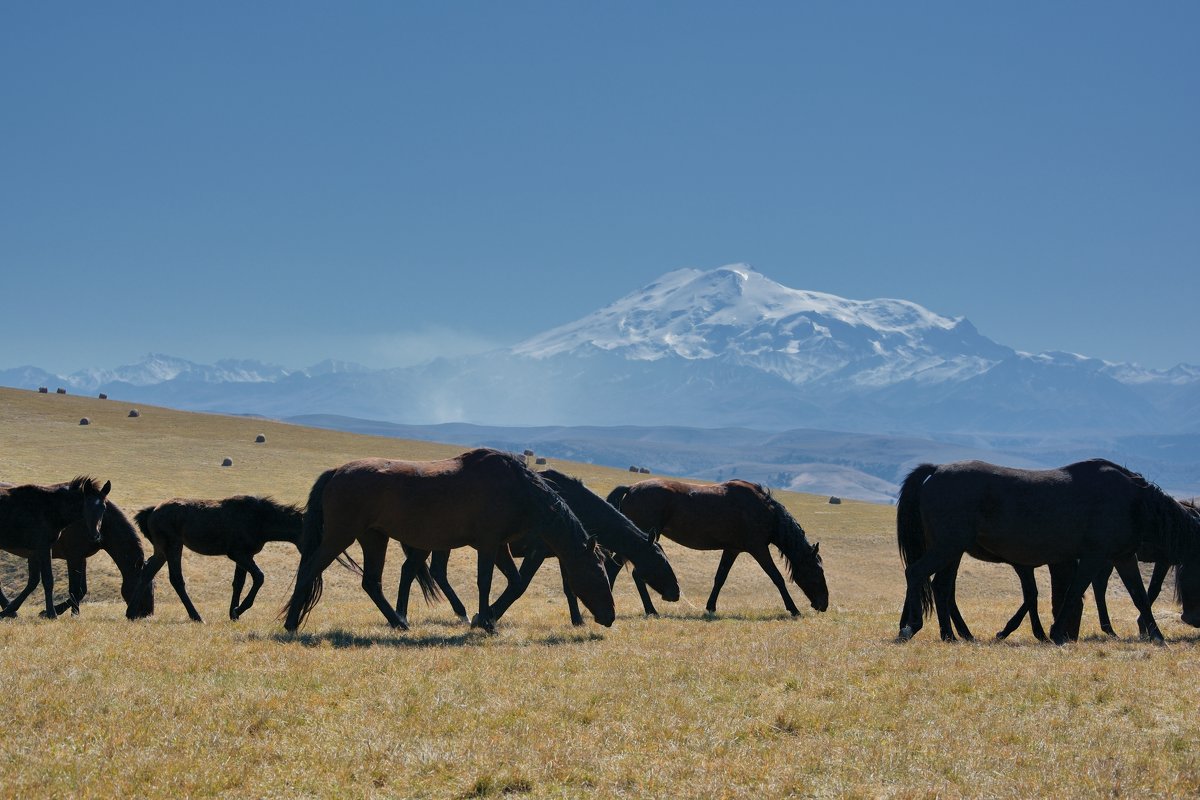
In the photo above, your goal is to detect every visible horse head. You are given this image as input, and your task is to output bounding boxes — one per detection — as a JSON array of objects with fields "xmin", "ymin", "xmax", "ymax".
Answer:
[{"xmin": 71, "ymin": 476, "xmax": 111, "ymax": 544}]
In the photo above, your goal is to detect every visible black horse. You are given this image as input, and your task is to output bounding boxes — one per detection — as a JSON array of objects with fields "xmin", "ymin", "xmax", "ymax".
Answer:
[
  {"xmin": 393, "ymin": 468, "xmax": 681, "ymax": 627},
  {"xmin": 989, "ymin": 499, "xmax": 1198, "ymax": 641},
  {"xmin": 896, "ymin": 459, "xmax": 1200, "ymax": 644},
  {"xmin": 134, "ymin": 495, "xmax": 303, "ymax": 622},
  {"xmin": 0, "ymin": 476, "xmax": 111, "ymax": 619},
  {"xmin": 0, "ymin": 494, "xmax": 154, "ymax": 620},
  {"xmin": 607, "ymin": 479, "xmax": 828, "ymax": 617}
]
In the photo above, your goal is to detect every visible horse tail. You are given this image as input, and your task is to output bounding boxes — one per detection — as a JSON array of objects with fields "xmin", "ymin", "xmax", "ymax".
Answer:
[
  {"xmin": 412, "ymin": 556, "xmax": 443, "ymax": 605},
  {"xmin": 606, "ymin": 485, "xmax": 630, "ymax": 510},
  {"xmin": 897, "ymin": 464, "xmax": 938, "ymax": 619},
  {"xmin": 133, "ymin": 506, "xmax": 156, "ymax": 540},
  {"xmin": 280, "ymin": 468, "xmax": 335, "ymax": 627}
]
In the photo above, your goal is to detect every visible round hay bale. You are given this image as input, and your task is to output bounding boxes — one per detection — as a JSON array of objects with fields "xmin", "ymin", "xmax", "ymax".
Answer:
[
  {"xmin": 37, "ymin": 387, "xmax": 48, "ymax": 394},
  {"xmin": 534, "ymin": 457, "xmax": 547, "ymax": 465},
  {"xmin": 55, "ymin": 387, "xmax": 67, "ymax": 395},
  {"xmin": 98, "ymin": 393, "xmax": 108, "ymax": 400},
  {"xmin": 221, "ymin": 457, "xmax": 234, "ymax": 467},
  {"xmin": 629, "ymin": 466, "xmax": 639, "ymax": 472},
  {"xmin": 128, "ymin": 409, "xmax": 140, "ymax": 418},
  {"xmin": 828, "ymin": 496, "xmax": 842, "ymax": 505},
  {"xmin": 639, "ymin": 467, "xmax": 651, "ymax": 474},
  {"xmin": 79, "ymin": 417, "xmax": 90, "ymax": 426},
  {"xmin": 523, "ymin": 449, "xmax": 534, "ymax": 457},
  {"xmin": 255, "ymin": 434, "xmax": 267, "ymax": 443}
]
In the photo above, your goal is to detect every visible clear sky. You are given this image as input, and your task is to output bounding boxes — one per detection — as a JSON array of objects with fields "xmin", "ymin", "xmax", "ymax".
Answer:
[{"xmin": 2, "ymin": 3, "xmax": 1196, "ymax": 373}]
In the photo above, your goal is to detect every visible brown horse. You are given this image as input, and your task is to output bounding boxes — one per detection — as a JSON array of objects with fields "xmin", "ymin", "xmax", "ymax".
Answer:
[
  {"xmin": 0, "ymin": 476, "xmax": 110, "ymax": 619},
  {"xmin": 282, "ymin": 448, "xmax": 616, "ymax": 633},
  {"xmin": 133, "ymin": 496, "xmax": 303, "ymax": 622},
  {"xmin": 608, "ymin": 479, "xmax": 828, "ymax": 617},
  {"xmin": 0, "ymin": 494, "xmax": 154, "ymax": 620}
]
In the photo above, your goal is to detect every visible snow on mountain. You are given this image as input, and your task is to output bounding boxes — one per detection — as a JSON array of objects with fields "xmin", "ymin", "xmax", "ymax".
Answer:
[
  {"xmin": 512, "ymin": 264, "xmax": 1013, "ymax": 388},
  {"xmin": 63, "ymin": 354, "xmax": 293, "ymax": 391}
]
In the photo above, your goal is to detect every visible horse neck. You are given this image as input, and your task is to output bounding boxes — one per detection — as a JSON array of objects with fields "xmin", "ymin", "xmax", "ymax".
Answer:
[
  {"xmin": 101, "ymin": 508, "xmax": 147, "ymax": 578},
  {"xmin": 262, "ymin": 509, "xmax": 303, "ymax": 545}
]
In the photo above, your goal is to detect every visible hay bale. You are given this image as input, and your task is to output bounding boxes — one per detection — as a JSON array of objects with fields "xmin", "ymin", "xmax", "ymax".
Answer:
[
  {"xmin": 534, "ymin": 457, "xmax": 547, "ymax": 465},
  {"xmin": 37, "ymin": 387, "xmax": 48, "ymax": 394},
  {"xmin": 828, "ymin": 496, "xmax": 842, "ymax": 505},
  {"xmin": 639, "ymin": 467, "xmax": 651, "ymax": 474},
  {"xmin": 128, "ymin": 409, "xmax": 140, "ymax": 418},
  {"xmin": 523, "ymin": 449, "xmax": 534, "ymax": 457},
  {"xmin": 79, "ymin": 417, "xmax": 90, "ymax": 426},
  {"xmin": 98, "ymin": 393, "xmax": 108, "ymax": 400},
  {"xmin": 255, "ymin": 434, "xmax": 267, "ymax": 443},
  {"xmin": 629, "ymin": 466, "xmax": 639, "ymax": 472},
  {"xmin": 55, "ymin": 388, "xmax": 67, "ymax": 395},
  {"xmin": 221, "ymin": 457, "xmax": 233, "ymax": 467}
]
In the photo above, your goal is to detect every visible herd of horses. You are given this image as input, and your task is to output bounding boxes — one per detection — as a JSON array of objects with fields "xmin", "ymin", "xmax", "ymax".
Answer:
[{"xmin": 2, "ymin": 450, "xmax": 1197, "ymax": 645}]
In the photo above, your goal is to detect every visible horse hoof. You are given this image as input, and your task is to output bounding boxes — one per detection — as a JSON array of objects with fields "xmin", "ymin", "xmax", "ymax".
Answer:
[
  {"xmin": 994, "ymin": 631, "xmax": 1009, "ymax": 640},
  {"xmin": 395, "ymin": 616, "xmax": 410, "ymax": 630},
  {"xmin": 457, "ymin": 615, "xmax": 470, "ymax": 625},
  {"xmin": 790, "ymin": 610, "xmax": 802, "ymax": 618},
  {"xmin": 897, "ymin": 625, "xmax": 914, "ymax": 642},
  {"xmin": 470, "ymin": 614, "xmax": 496, "ymax": 633},
  {"xmin": 229, "ymin": 612, "xmax": 240, "ymax": 621},
  {"xmin": 644, "ymin": 612, "xmax": 660, "ymax": 619}
]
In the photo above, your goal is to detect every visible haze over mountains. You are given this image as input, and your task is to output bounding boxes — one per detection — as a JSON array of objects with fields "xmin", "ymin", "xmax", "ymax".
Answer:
[{"xmin": 5, "ymin": 265, "xmax": 1198, "ymax": 501}]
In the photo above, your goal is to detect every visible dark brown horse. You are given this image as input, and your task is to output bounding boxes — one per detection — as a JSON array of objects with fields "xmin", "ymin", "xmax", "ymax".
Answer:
[
  {"xmin": 897, "ymin": 459, "xmax": 1200, "ymax": 644},
  {"xmin": 0, "ymin": 476, "xmax": 110, "ymax": 619},
  {"xmin": 282, "ymin": 449, "xmax": 616, "ymax": 633},
  {"xmin": 0, "ymin": 494, "xmax": 154, "ymax": 619},
  {"xmin": 393, "ymin": 468, "xmax": 680, "ymax": 627},
  {"xmin": 608, "ymin": 479, "xmax": 828, "ymax": 617},
  {"xmin": 133, "ymin": 495, "xmax": 303, "ymax": 622}
]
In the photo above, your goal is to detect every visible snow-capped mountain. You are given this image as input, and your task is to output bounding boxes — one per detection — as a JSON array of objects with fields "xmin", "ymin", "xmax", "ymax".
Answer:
[
  {"xmin": 2, "ymin": 265, "xmax": 1197, "ymax": 436},
  {"xmin": 514, "ymin": 264, "xmax": 1012, "ymax": 388}
]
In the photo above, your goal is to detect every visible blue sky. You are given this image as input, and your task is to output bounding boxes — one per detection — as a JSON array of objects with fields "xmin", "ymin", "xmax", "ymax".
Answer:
[{"xmin": 2, "ymin": 3, "xmax": 1196, "ymax": 373}]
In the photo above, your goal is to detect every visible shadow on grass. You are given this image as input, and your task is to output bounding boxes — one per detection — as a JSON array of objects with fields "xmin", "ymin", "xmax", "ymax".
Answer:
[
  {"xmin": 648, "ymin": 609, "xmax": 801, "ymax": 623},
  {"xmin": 250, "ymin": 627, "xmax": 605, "ymax": 650}
]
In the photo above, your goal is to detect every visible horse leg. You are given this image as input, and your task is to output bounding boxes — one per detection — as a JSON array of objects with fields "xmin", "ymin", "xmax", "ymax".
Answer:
[
  {"xmin": 705, "ymin": 550, "xmax": 740, "ymax": 615},
  {"xmin": 557, "ymin": 562, "xmax": 584, "ymax": 626},
  {"xmin": 1092, "ymin": 564, "xmax": 1117, "ymax": 637},
  {"xmin": 357, "ymin": 531, "xmax": 408, "ymax": 629},
  {"xmin": 165, "ymin": 543, "xmax": 203, "ymax": 622},
  {"xmin": 472, "ymin": 548, "xmax": 500, "ymax": 633},
  {"xmin": 1049, "ymin": 561, "xmax": 1082, "ymax": 641},
  {"xmin": 995, "ymin": 565, "xmax": 1039, "ymax": 641},
  {"xmin": 53, "ymin": 557, "xmax": 86, "ymax": 616},
  {"xmin": 37, "ymin": 548, "xmax": 57, "ymax": 620},
  {"xmin": 0, "ymin": 560, "xmax": 42, "ymax": 618},
  {"xmin": 1112, "ymin": 553, "xmax": 1163, "ymax": 643},
  {"xmin": 898, "ymin": 544, "xmax": 963, "ymax": 641},
  {"xmin": 487, "ymin": 546, "xmax": 546, "ymax": 623},
  {"xmin": 1146, "ymin": 561, "xmax": 1170, "ymax": 606},
  {"xmin": 751, "ymin": 545, "xmax": 802, "ymax": 617},
  {"xmin": 229, "ymin": 565, "xmax": 248, "ymax": 620},
  {"xmin": 229, "ymin": 555, "xmax": 265, "ymax": 620},
  {"xmin": 430, "ymin": 550, "xmax": 468, "ymax": 622},
  {"xmin": 932, "ymin": 560, "xmax": 970, "ymax": 641},
  {"xmin": 1048, "ymin": 554, "xmax": 1109, "ymax": 645},
  {"xmin": 133, "ymin": 552, "xmax": 166, "ymax": 615},
  {"xmin": 394, "ymin": 550, "xmax": 421, "ymax": 628},
  {"xmin": 632, "ymin": 570, "xmax": 659, "ymax": 617}
]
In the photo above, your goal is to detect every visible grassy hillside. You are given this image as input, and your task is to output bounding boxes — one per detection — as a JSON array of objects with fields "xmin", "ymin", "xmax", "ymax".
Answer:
[{"xmin": 1, "ymin": 386, "xmax": 1198, "ymax": 798}]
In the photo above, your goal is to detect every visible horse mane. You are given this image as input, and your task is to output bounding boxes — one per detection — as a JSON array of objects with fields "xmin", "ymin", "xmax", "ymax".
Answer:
[
  {"xmin": 67, "ymin": 475, "xmax": 105, "ymax": 494},
  {"xmin": 763, "ymin": 490, "xmax": 820, "ymax": 583},
  {"xmin": 1135, "ymin": 477, "xmax": 1200, "ymax": 563},
  {"xmin": 100, "ymin": 501, "xmax": 147, "ymax": 565},
  {"xmin": 492, "ymin": 452, "xmax": 595, "ymax": 551}
]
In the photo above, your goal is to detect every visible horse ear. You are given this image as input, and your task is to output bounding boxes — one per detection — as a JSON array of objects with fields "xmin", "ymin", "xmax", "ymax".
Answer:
[
  {"xmin": 101, "ymin": 480, "xmax": 111, "ymax": 497},
  {"xmin": 813, "ymin": 542, "xmax": 820, "ymax": 555}
]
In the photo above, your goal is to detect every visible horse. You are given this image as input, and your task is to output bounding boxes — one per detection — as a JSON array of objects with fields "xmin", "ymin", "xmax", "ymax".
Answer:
[
  {"xmin": 392, "ymin": 468, "xmax": 680, "ymax": 627},
  {"xmin": 133, "ymin": 495, "xmax": 303, "ymax": 622},
  {"xmin": 0, "ymin": 493, "xmax": 154, "ymax": 619},
  {"xmin": 0, "ymin": 476, "xmax": 110, "ymax": 619},
  {"xmin": 281, "ymin": 449, "xmax": 616, "ymax": 633},
  {"xmin": 607, "ymin": 479, "xmax": 828, "ymax": 617},
  {"xmin": 986, "ymin": 499, "xmax": 1200, "ymax": 641},
  {"xmin": 896, "ymin": 459, "xmax": 1200, "ymax": 644}
]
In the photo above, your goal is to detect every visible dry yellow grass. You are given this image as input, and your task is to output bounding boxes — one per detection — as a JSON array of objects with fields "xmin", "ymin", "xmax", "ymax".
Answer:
[{"xmin": 2, "ymin": 386, "xmax": 1199, "ymax": 798}]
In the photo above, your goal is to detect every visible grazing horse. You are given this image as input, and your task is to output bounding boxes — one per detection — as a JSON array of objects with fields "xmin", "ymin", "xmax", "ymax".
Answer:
[
  {"xmin": 896, "ymin": 459, "xmax": 1200, "ymax": 644},
  {"xmin": 393, "ymin": 468, "xmax": 680, "ymax": 627},
  {"xmin": 0, "ymin": 476, "xmax": 110, "ymax": 619},
  {"xmin": 987, "ymin": 499, "xmax": 1199, "ymax": 641},
  {"xmin": 0, "ymin": 493, "xmax": 154, "ymax": 619},
  {"xmin": 281, "ymin": 449, "xmax": 616, "ymax": 633},
  {"xmin": 133, "ymin": 496, "xmax": 303, "ymax": 622},
  {"xmin": 608, "ymin": 479, "xmax": 828, "ymax": 617}
]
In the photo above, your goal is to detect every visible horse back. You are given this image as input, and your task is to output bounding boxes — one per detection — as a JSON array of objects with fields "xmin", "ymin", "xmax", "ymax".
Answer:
[{"xmin": 622, "ymin": 479, "xmax": 770, "ymax": 550}]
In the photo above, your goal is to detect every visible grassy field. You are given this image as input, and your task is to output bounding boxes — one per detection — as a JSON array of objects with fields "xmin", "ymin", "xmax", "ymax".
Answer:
[{"xmin": 1, "ymin": 386, "xmax": 1198, "ymax": 798}]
